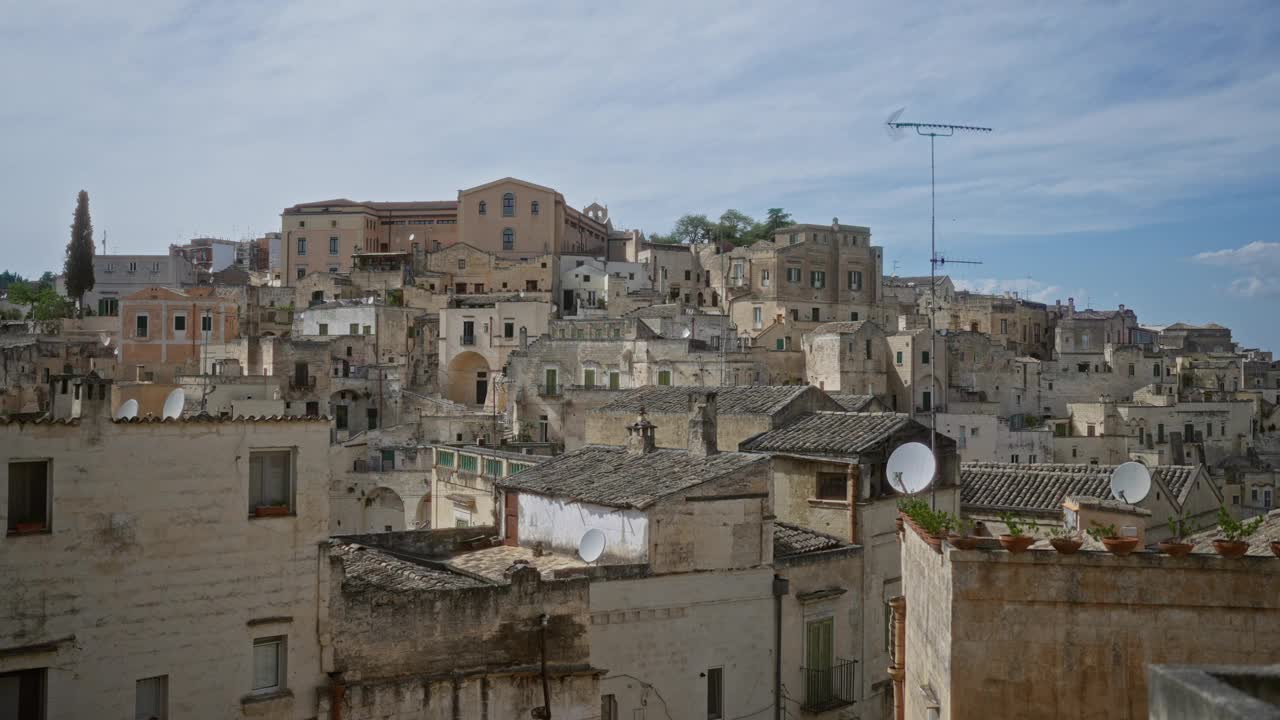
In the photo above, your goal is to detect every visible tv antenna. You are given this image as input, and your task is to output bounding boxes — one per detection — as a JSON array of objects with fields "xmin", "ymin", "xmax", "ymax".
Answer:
[{"xmin": 887, "ymin": 108, "xmax": 992, "ymax": 504}]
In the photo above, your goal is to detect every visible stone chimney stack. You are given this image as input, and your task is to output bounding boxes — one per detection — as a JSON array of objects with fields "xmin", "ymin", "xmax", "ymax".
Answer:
[
  {"xmin": 626, "ymin": 408, "xmax": 657, "ymax": 456},
  {"xmin": 687, "ymin": 391, "xmax": 718, "ymax": 457}
]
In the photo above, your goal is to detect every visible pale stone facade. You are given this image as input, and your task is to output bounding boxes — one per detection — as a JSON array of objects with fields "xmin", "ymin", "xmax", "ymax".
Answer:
[{"xmin": 0, "ymin": 411, "xmax": 331, "ymax": 719}]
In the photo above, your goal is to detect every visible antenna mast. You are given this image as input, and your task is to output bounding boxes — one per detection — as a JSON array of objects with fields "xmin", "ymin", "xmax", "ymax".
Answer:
[{"xmin": 887, "ymin": 111, "xmax": 992, "ymax": 508}]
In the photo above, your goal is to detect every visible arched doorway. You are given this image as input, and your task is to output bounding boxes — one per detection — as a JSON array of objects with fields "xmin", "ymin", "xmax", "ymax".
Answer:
[
  {"xmin": 447, "ymin": 351, "xmax": 491, "ymax": 406},
  {"xmin": 415, "ymin": 496, "xmax": 432, "ymax": 529},
  {"xmin": 365, "ymin": 487, "xmax": 405, "ymax": 533}
]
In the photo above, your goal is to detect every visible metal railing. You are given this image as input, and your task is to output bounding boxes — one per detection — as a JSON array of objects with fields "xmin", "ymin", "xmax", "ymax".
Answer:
[
  {"xmin": 801, "ymin": 658, "xmax": 857, "ymax": 711},
  {"xmin": 290, "ymin": 375, "xmax": 316, "ymax": 389},
  {"xmin": 461, "ymin": 335, "xmax": 476, "ymax": 346},
  {"xmin": 537, "ymin": 383, "xmax": 561, "ymax": 397}
]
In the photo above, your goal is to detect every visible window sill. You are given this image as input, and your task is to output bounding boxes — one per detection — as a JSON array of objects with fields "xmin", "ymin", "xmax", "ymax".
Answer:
[
  {"xmin": 6, "ymin": 527, "xmax": 51, "ymax": 537},
  {"xmin": 807, "ymin": 498, "xmax": 850, "ymax": 509},
  {"xmin": 241, "ymin": 689, "xmax": 293, "ymax": 706},
  {"xmin": 249, "ymin": 507, "xmax": 296, "ymax": 519}
]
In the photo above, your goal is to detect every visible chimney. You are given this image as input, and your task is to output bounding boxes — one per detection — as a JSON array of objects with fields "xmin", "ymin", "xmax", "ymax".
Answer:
[
  {"xmin": 687, "ymin": 391, "xmax": 718, "ymax": 457},
  {"xmin": 626, "ymin": 408, "xmax": 657, "ymax": 455}
]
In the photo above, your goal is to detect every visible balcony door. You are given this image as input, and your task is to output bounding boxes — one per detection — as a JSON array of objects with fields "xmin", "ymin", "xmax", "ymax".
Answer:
[{"xmin": 805, "ymin": 617, "xmax": 834, "ymax": 705}]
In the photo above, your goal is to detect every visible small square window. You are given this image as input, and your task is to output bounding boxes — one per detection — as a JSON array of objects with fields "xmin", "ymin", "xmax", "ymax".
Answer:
[
  {"xmin": 7, "ymin": 460, "xmax": 50, "ymax": 535},
  {"xmin": 249, "ymin": 451, "xmax": 293, "ymax": 516},
  {"xmin": 136, "ymin": 675, "xmax": 168, "ymax": 719},
  {"xmin": 252, "ymin": 636, "xmax": 286, "ymax": 694},
  {"xmin": 173, "ymin": 315, "xmax": 186, "ymax": 332}
]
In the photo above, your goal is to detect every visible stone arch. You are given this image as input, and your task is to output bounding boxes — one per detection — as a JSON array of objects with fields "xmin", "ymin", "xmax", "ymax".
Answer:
[
  {"xmin": 446, "ymin": 351, "xmax": 492, "ymax": 405},
  {"xmin": 365, "ymin": 487, "xmax": 405, "ymax": 533}
]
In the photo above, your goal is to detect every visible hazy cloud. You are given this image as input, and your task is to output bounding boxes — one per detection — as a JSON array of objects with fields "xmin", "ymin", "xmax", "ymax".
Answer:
[{"xmin": 1194, "ymin": 241, "xmax": 1280, "ymax": 297}]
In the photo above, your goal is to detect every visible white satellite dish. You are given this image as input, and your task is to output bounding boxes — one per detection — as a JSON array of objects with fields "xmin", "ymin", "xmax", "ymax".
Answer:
[
  {"xmin": 886, "ymin": 441, "xmax": 936, "ymax": 494},
  {"xmin": 162, "ymin": 388, "xmax": 185, "ymax": 420},
  {"xmin": 1110, "ymin": 462, "xmax": 1151, "ymax": 504},
  {"xmin": 99, "ymin": 333, "xmax": 112, "ymax": 347},
  {"xmin": 408, "ymin": 233, "xmax": 415, "ymax": 242},
  {"xmin": 681, "ymin": 328, "xmax": 692, "ymax": 338},
  {"xmin": 114, "ymin": 399, "xmax": 139, "ymax": 420},
  {"xmin": 578, "ymin": 528, "xmax": 606, "ymax": 563}
]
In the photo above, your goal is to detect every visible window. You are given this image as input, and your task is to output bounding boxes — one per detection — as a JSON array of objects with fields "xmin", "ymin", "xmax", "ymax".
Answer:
[
  {"xmin": 601, "ymin": 694, "xmax": 617, "ymax": 720},
  {"xmin": 805, "ymin": 617, "xmax": 835, "ymax": 705},
  {"xmin": 201, "ymin": 314, "xmax": 212, "ymax": 333},
  {"xmin": 436, "ymin": 450, "xmax": 455, "ymax": 468},
  {"xmin": 1011, "ymin": 454, "xmax": 1020, "ymax": 463},
  {"xmin": 865, "ymin": 339, "xmax": 872, "ymax": 360},
  {"xmin": 706, "ymin": 667, "xmax": 724, "ymax": 720},
  {"xmin": 151, "ymin": 262, "xmax": 161, "ymax": 272},
  {"xmin": 922, "ymin": 351, "xmax": 930, "ymax": 364},
  {"xmin": 462, "ymin": 320, "xmax": 475, "ymax": 345},
  {"xmin": 658, "ymin": 370, "xmax": 672, "ymax": 386},
  {"xmin": 504, "ymin": 321, "xmax": 515, "ymax": 339},
  {"xmin": 1128, "ymin": 364, "xmax": 1135, "ymax": 377},
  {"xmin": 348, "ymin": 323, "xmax": 359, "ymax": 336},
  {"xmin": 459, "ymin": 454, "xmax": 478, "ymax": 473},
  {"xmin": 7, "ymin": 461, "xmax": 50, "ymax": 535},
  {"xmin": 0, "ymin": 668, "xmax": 45, "ymax": 720},
  {"xmin": 958, "ymin": 426, "xmax": 967, "ymax": 449},
  {"xmin": 921, "ymin": 391, "xmax": 932, "ymax": 411},
  {"xmin": 851, "ymin": 311, "xmax": 860, "ymax": 321},
  {"xmin": 811, "ymin": 270, "xmax": 826, "ymax": 288},
  {"xmin": 252, "ymin": 637, "xmax": 286, "ymax": 694},
  {"xmin": 1087, "ymin": 424, "xmax": 1096, "ymax": 437},
  {"xmin": 787, "ymin": 267, "xmax": 801, "ymax": 283},
  {"xmin": 810, "ymin": 307, "xmax": 820, "ymax": 322},
  {"xmin": 478, "ymin": 200, "xmax": 487, "ymax": 215},
  {"xmin": 583, "ymin": 368, "xmax": 596, "ymax": 387},
  {"xmin": 136, "ymin": 675, "xmax": 168, "ymax": 720},
  {"xmin": 1000, "ymin": 319, "xmax": 1008, "ymax": 334},
  {"xmin": 544, "ymin": 368, "xmax": 558, "ymax": 394},
  {"xmin": 249, "ymin": 451, "xmax": 293, "ymax": 515},
  {"xmin": 97, "ymin": 298, "xmax": 119, "ymax": 316},
  {"xmin": 502, "ymin": 228, "xmax": 514, "ymax": 250},
  {"xmin": 761, "ymin": 270, "xmax": 770, "ymax": 287},
  {"xmin": 531, "ymin": 200, "xmax": 540, "ymax": 215},
  {"xmin": 776, "ymin": 338, "xmax": 785, "ymax": 351},
  {"xmin": 484, "ymin": 458, "xmax": 503, "ymax": 477},
  {"xmin": 816, "ymin": 473, "xmax": 847, "ymax": 500},
  {"xmin": 128, "ymin": 261, "xmax": 138, "ymax": 272},
  {"xmin": 848, "ymin": 270, "xmax": 863, "ymax": 290},
  {"xmin": 753, "ymin": 307, "xmax": 763, "ymax": 329},
  {"xmin": 318, "ymin": 323, "xmax": 328, "ymax": 336},
  {"xmin": 609, "ymin": 371, "xmax": 620, "ymax": 390},
  {"xmin": 329, "ymin": 237, "xmax": 339, "ymax": 255},
  {"xmin": 895, "ymin": 351, "xmax": 903, "ymax": 365},
  {"xmin": 367, "ymin": 408, "xmax": 378, "ymax": 430},
  {"xmin": 173, "ymin": 314, "xmax": 186, "ymax": 332},
  {"xmin": 136, "ymin": 314, "xmax": 149, "ymax": 338},
  {"xmin": 502, "ymin": 192, "xmax": 515, "ymax": 216},
  {"xmin": 1157, "ymin": 423, "xmax": 1165, "ymax": 442},
  {"xmin": 297, "ymin": 237, "xmax": 307, "ymax": 255}
]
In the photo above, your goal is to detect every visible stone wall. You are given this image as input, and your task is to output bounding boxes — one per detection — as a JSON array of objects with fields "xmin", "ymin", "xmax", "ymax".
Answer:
[{"xmin": 900, "ymin": 526, "xmax": 1280, "ymax": 719}]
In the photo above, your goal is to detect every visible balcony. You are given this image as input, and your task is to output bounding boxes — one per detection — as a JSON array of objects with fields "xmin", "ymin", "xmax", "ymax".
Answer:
[
  {"xmin": 537, "ymin": 384, "xmax": 561, "ymax": 397},
  {"xmin": 801, "ymin": 658, "xmax": 857, "ymax": 712},
  {"xmin": 290, "ymin": 375, "xmax": 316, "ymax": 390},
  {"xmin": 461, "ymin": 335, "xmax": 476, "ymax": 346}
]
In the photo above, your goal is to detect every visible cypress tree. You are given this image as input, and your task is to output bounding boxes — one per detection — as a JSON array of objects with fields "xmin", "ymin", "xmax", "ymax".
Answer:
[{"xmin": 64, "ymin": 190, "xmax": 95, "ymax": 314}]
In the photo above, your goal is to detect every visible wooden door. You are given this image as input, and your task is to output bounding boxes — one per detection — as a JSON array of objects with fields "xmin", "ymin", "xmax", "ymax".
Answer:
[{"xmin": 503, "ymin": 492, "xmax": 518, "ymax": 546}]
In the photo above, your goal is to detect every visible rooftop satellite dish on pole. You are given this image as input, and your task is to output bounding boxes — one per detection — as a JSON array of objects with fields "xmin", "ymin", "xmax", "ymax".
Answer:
[
  {"xmin": 114, "ymin": 399, "xmax": 139, "ymax": 420},
  {"xmin": 886, "ymin": 441, "xmax": 936, "ymax": 495},
  {"xmin": 1109, "ymin": 462, "xmax": 1151, "ymax": 504},
  {"xmin": 162, "ymin": 388, "xmax": 185, "ymax": 420},
  {"xmin": 578, "ymin": 528, "xmax": 606, "ymax": 563}
]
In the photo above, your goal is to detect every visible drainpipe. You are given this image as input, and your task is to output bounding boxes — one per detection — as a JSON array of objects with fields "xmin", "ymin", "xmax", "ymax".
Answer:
[
  {"xmin": 772, "ymin": 575, "xmax": 789, "ymax": 720},
  {"xmin": 888, "ymin": 596, "xmax": 907, "ymax": 720},
  {"xmin": 539, "ymin": 613, "xmax": 552, "ymax": 719},
  {"xmin": 328, "ymin": 671, "xmax": 345, "ymax": 720}
]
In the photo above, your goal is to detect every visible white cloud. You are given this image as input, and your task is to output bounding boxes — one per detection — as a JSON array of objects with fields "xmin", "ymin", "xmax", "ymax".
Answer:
[
  {"xmin": 953, "ymin": 277, "xmax": 1062, "ymax": 304},
  {"xmin": 1193, "ymin": 241, "xmax": 1280, "ymax": 297}
]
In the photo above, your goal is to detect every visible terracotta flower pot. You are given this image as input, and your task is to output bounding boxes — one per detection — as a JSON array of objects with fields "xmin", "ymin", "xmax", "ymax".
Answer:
[
  {"xmin": 1271, "ymin": 541, "xmax": 1280, "ymax": 559},
  {"xmin": 948, "ymin": 534, "xmax": 979, "ymax": 550},
  {"xmin": 999, "ymin": 534, "xmax": 1034, "ymax": 553},
  {"xmin": 1212, "ymin": 539, "xmax": 1250, "ymax": 558},
  {"xmin": 1050, "ymin": 537, "xmax": 1083, "ymax": 555},
  {"xmin": 924, "ymin": 533, "xmax": 944, "ymax": 552},
  {"xmin": 1101, "ymin": 537, "xmax": 1140, "ymax": 555},
  {"xmin": 1157, "ymin": 541, "xmax": 1194, "ymax": 557},
  {"xmin": 895, "ymin": 514, "xmax": 905, "ymax": 533}
]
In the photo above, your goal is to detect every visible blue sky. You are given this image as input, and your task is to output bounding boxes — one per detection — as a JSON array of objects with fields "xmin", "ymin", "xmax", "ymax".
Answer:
[{"xmin": 3, "ymin": 1, "xmax": 1279, "ymax": 348}]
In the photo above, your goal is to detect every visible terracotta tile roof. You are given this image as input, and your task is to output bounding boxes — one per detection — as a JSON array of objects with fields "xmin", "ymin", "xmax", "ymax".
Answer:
[
  {"xmin": 810, "ymin": 321, "xmax": 868, "ymax": 335},
  {"xmin": 773, "ymin": 521, "xmax": 848, "ymax": 558},
  {"xmin": 330, "ymin": 540, "xmax": 488, "ymax": 591},
  {"xmin": 596, "ymin": 385, "xmax": 814, "ymax": 416},
  {"xmin": 961, "ymin": 462, "xmax": 1200, "ymax": 512},
  {"xmin": 1185, "ymin": 508, "xmax": 1280, "ymax": 556},
  {"xmin": 740, "ymin": 412, "xmax": 916, "ymax": 457},
  {"xmin": 495, "ymin": 445, "xmax": 767, "ymax": 509},
  {"xmin": 0, "ymin": 414, "xmax": 330, "ymax": 426}
]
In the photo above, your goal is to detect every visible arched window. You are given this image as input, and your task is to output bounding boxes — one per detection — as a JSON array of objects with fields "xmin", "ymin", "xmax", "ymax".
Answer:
[
  {"xmin": 502, "ymin": 192, "xmax": 515, "ymax": 217},
  {"xmin": 531, "ymin": 200, "xmax": 540, "ymax": 215},
  {"xmin": 478, "ymin": 200, "xmax": 487, "ymax": 215},
  {"xmin": 502, "ymin": 228, "xmax": 514, "ymax": 250}
]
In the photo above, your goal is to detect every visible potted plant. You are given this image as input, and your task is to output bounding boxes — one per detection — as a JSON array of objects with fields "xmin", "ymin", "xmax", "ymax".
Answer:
[
  {"xmin": 947, "ymin": 515, "xmax": 980, "ymax": 550},
  {"xmin": 1047, "ymin": 526, "xmax": 1083, "ymax": 555},
  {"xmin": 913, "ymin": 506, "xmax": 952, "ymax": 551},
  {"xmin": 1158, "ymin": 511, "xmax": 1195, "ymax": 557},
  {"xmin": 1087, "ymin": 522, "xmax": 1139, "ymax": 556},
  {"xmin": 997, "ymin": 511, "xmax": 1035, "ymax": 553},
  {"xmin": 1212, "ymin": 506, "xmax": 1263, "ymax": 558},
  {"xmin": 896, "ymin": 497, "xmax": 928, "ymax": 534},
  {"xmin": 254, "ymin": 505, "xmax": 290, "ymax": 517}
]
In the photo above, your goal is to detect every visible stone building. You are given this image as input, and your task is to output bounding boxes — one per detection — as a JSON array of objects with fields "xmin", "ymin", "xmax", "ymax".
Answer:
[
  {"xmin": 421, "ymin": 241, "xmax": 555, "ymax": 297},
  {"xmin": 55, "ymin": 253, "xmax": 197, "ymax": 316},
  {"xmin": 320, "ymin": 533, "xmax": 601, "ymax": 720},
  {"xmin": 118, "ymin": 286, "xmax": 240, "ymax": 382},
  {"xmin": 895, "ymin": 512, "xmax": 1280, "ymax": 720},
  {"xmin": 932, "ymin": 412, "xmax": 1053, "ymax": 464},
  {"xmin": 1158, "ymin": 322, "xmax": 1234, "ymax": 354},
  {"xmin": 1053, "ymin": 302, "xmax": 1140, "ymax": 355},
  {"xmin": 1057, "ymin": 396, "xmax": 1257, "ymax": 467},
  {"xmin": 696, "ymin": 220, "xmax": 885, "ymax": 339},
  {"xmin": 960, "ymin": 461, "xmax": 1222, "ymax": 543},
  {"xmin": 438, "ymin": 295, "xmax": 550, "ymax": 408},
  {"xmin": 933, "ymin": 290, "xmax": 1053, "ymax": 359},
  {"xmin": 636, "ymin": 240, "xmax": 704, "ymax": 304},
  {"xmin": 0, "ymin": 404, "xmax": 332, "ymax": 719}
]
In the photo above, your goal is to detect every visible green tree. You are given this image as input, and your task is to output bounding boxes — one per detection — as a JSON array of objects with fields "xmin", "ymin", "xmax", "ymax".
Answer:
[
  {"xmin": 717, "ymin": 209, "xmax": 758, "ymax": 246},
  {"xmin": 63, "ymin": 190, "xmax": 95, "ymax": 314},
  {"xmin": 7, "ymin": 281, "xmax": 71, "ymax": 332},
  {"xmin": 0, "ymin": 270, "xmax": 27, "ymax": 291},
  {"xmin": 764, "ymin": 208, "xmax": 793, "ymax": 235},
  {"xmin": 669, "ymin": 214, "xmax": 716, "ymax": 244},
  {"xmin": 647, "ymin": 232, "xmax": 680, "ymax": 245}
]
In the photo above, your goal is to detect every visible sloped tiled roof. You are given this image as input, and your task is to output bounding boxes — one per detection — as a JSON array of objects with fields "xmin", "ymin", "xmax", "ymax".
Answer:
[
  {"xmin": 596, "ymin": 385, "xmax": 814, "ymax": 416},
  {"xmin": 774, "ymin": 521, "xmax": 848, "ymax": 558},
  {"xmin": 287, "ymin": 199, "xmax": 457, "ymax": 212},
  {"xmin": 329, "ymin": 540, "xmax": 488, "ymax": 592},
  {"xmin": 961, "ymin": 462, "xmax": 1199, "ymax": 512},
  {"xmin": 827, "ymin": 394, "xmax": 877, "ymax": 412},
  {"xmin": 740, "ymin": 412, "xmax": 915, "ymax": 457},
  {"xmin": 624, "ymin": 303, "xmax": 685, "ymax": 318},
  {"xmin": 810, "ymin": 321, "xmax": 868, "ymax": 335},
  {"xmin": 495, "ymin": 445, "xmax": 766, "ymax": 509},
  {"xmin": 0, "ymin": 414, "xmax": 329, "ymax": 426}
]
